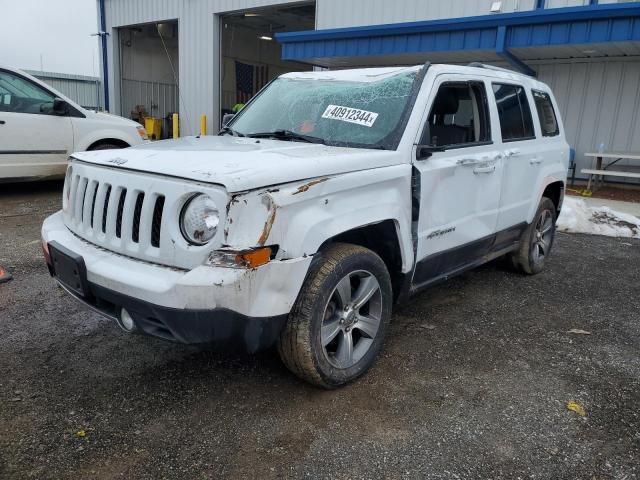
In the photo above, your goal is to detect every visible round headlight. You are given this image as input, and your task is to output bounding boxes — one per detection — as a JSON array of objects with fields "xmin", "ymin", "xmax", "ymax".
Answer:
[{"xmin": 180, "ymin": 194, "xmax": 220, "ymax": 245}]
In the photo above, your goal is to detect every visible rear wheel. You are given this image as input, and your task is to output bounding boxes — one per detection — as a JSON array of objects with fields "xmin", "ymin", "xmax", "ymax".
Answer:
[
  {"xmin": 509, "ymin": 197, "xmax": 557, "ymax": 275},
  {"xmin": 278, "ymin": 243, "xmax": 392, "ymax": 388}
]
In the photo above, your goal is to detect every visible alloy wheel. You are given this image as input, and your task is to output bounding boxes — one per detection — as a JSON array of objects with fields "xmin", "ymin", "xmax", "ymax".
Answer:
[
  {"xmin": 532, "ymin": 208, "xmax": 554, "ymax": 263},
  {"xmin": 320, "ymin": 270, "xmax": 383, "ymax": 369}
]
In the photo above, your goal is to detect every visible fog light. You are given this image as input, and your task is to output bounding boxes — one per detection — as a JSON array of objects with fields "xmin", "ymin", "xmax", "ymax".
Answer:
[{"xmin": 119, "ymin": 308, "xmax": 137, "ymax": 332}]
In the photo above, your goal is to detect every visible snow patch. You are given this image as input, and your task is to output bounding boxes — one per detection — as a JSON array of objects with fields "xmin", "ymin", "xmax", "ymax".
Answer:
[{"xmin": 557, "ymin": 196, "xmax": 640, "ymax": 239}]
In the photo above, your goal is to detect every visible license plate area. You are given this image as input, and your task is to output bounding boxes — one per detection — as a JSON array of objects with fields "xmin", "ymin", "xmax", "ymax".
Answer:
[{"xmin": 48, "ymin": 241, "xmax": 89, "ymax": 297}]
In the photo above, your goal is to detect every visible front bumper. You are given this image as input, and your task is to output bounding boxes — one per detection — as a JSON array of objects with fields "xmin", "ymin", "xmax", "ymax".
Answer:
[{"xmin": 42, "ymin": 211, "xmax": 312, "ymax": 350}]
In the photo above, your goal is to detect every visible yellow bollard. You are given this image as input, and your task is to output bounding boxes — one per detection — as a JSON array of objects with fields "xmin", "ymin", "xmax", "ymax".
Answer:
[
  {"xmin": 172, "ymin": 113, "xmax": 179, "ymax": 139},
  {"xmin": 199, "ymin": 114, "xmax": 207, "ymax": 136}
]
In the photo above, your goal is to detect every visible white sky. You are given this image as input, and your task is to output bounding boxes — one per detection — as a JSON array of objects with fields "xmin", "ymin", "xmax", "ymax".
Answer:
[{"xmin": 0, "ymin": 0, "xmax": 100, "ymax": 76}]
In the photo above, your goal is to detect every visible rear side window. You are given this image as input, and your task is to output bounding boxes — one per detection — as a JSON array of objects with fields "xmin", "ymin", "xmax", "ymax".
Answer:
[
  {"xmin": 492, "ymin": 83, "xmax": 535, "ymax": 142},
  {"xmin": 532, "ymin": 90, "xmax": 559, "ymax": 137},
  {"xmin": 421, "ymin": 81, "xmax": 491, "ymax": 148}
]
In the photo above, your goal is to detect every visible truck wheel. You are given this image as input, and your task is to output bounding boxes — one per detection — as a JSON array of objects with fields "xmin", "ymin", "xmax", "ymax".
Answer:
[
  {"xmin": 278, "ymin": 243, "xmax": 392, "ymax": 388},
  {"xmin": 510, "ymin": 197, "xmax": 557, "ymax": 275}
]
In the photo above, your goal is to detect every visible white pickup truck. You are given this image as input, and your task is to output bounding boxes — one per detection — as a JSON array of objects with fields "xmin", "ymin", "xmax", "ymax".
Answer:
[{"xmin": 42, "ymin": 63, "xmax": 569, "ymax": 388}]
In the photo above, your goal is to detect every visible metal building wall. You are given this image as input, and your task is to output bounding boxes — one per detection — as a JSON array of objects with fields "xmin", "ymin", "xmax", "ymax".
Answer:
[
  {"xmin": 27, "ymin": 70, "xmax": 102, "ymax": 110},
  {"xmin": 102, "ymin": 0, "xmax": 308, "ymax": 135},
  {"xmin": 315, "ymin": 0, "xmax": 538, "ymax": 29},
  {"xmin": 315, "ymin": 0, "xmax": 627, "ymax": 28},
  {"xmin": 536, "ymin": 59, "xmax": 640, "ymax": 180}
]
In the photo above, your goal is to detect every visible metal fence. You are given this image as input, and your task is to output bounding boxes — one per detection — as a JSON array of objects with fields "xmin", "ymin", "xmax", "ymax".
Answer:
[{"xmin": 120, "ymin": 78, "xmax": 178, "ymax": 122}]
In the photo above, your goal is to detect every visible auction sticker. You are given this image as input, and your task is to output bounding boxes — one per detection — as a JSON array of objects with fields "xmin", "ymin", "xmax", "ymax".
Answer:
[{"xmin": 321, "ymin": 105, "xmax": 379, "ymax": 128}]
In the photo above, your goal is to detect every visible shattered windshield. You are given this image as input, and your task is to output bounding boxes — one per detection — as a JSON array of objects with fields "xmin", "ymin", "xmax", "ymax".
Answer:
[{"xmin": 227, "ymin": 69, "xmax": 420, "ymax": 150}]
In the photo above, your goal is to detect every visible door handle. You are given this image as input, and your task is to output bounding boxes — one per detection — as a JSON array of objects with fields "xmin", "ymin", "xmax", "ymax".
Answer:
[
  {"xmin": 473, "ymin": 164, "xmax": 496, "ymax": 174},
  {"xmin": 0, "ymin": 120, "xmax": 5, "ymax": 125},
  {"xmin": 529, "ymin": 157, "xmax": 543, "ymax": 165},
  {"xmin": 505, "ymin": 149, "xmax": 521, "ymax": 157},
  {"xmin": 456, "ymin": 158, "xmax": 479, "ymax": 166}
]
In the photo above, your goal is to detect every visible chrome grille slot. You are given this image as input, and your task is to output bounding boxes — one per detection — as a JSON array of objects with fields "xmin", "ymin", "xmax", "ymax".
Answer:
[
  {"xmin": 132, "ymin": 192, "xmax": 145, "ymax": 243},
  {"xmin": 61, "ymin": 161, "xmax": 229, "ymax": 270},
  {"xmin": 115, "ymin": 188, "xmax": 127, "ymax": 239},
  {"xmin": 151, "ymin": 196, "xmax": 164, "ymax": 248},
  {"xmin": 82, "ymin": 180, "xmax": 98, "ymax": 228},
  {"xmin": 90, "ymin": 182, "xmax": 99, "ymax": 229},
  {"xmin": 101, "ymin": 185, "xmax": 112, "ymax": 234}
]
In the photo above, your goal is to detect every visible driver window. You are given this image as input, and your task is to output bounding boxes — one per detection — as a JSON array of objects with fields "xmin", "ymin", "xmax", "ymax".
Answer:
[
  {"xmin": 0, "ymin": 70, "xmax": 56, "ymax": 114},
  {"xmin": 421, "ymin": 81, "xmax": 491, "ymax": 148}
]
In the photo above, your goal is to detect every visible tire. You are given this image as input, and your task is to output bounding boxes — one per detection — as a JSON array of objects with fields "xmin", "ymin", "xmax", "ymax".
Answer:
[
  {"xmin": 509, "ymin": 197, "xmax": 557, "ymax": 275},
  {"xmin": 89, "ymin": 143, "xmax": 126, "ymax": 151},
  {"xmin": 278, "ymin": 243, "xmax": 393, "ymax": 389}
]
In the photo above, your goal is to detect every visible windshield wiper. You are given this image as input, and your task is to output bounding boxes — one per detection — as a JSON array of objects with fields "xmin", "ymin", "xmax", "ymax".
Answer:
[
  {"xmin": 244, "ymin": 130, "xmax": 325, "ymax": 144},
  {"xmin": 218, "ymin": 126, "xmax": 245, "ymax": 137}
]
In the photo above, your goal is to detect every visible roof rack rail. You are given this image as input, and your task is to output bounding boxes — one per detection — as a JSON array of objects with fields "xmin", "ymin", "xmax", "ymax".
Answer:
[{"xmin": 467, "ymin": 62, "xmax": 533, "ymax": 77}]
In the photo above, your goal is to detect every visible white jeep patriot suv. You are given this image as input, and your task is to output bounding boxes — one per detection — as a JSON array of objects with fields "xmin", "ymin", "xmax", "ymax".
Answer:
[{"xmin": 42, "ymin": 63, "xmax": 569, "ymax": 388}]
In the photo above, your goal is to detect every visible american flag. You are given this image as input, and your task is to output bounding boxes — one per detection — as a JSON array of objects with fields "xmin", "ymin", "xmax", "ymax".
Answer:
[{"xmin": 235, "ymin": 61, "xmax": 269, "ymax": 104}]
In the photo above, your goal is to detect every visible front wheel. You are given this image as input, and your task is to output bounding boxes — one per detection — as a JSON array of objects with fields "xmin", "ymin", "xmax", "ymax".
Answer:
[
  {"xmin": 509, "ymin": 197, "xmax": 557, "ymax": 275},
  {"xmin": 278, "ymin": 243, "xmax": 392, "ymax": 388}
]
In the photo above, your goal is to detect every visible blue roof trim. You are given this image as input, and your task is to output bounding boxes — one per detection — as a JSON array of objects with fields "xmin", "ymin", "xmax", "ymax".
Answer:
[
  {"xmin": 277, "ymin": 4, "xmax": 640, "ymax": 42},
  {"xmin": 277, "ymin": 3, "xmax": 640, "ymax": 63},
  {"xmin": 496, "ymin": 26, "xmax": 536, "ymax": 76}
]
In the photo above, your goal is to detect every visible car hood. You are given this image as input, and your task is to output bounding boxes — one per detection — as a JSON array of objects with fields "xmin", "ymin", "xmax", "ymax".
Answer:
[
  {"xmin": 83, "ymin": 110, "xmax": 142, "ymax": 127},
  {"xmin": 71, "ymin": 135, "xmax": 401, "ymax": 192}
]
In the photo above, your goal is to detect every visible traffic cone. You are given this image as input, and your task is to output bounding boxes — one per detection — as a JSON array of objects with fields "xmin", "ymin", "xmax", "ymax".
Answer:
[{"xmin": 0, "ymin": 265, "xmax": 12, "ymax": 284}]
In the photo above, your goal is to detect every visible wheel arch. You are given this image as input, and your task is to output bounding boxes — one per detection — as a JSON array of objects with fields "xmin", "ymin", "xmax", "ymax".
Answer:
[
  {"xmin": 542, "ymin": 180, "xmax": 565, "ymax": 216},
  {"xmin": 87, "ymin": 138, "xmax": 130, "ymax": 150},
  {"xmin": 316, "ymin": 220, "xmax": 406, "ymax": 301}
]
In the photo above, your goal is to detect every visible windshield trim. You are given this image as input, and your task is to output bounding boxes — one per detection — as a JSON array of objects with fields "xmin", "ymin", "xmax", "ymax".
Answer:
[{"xmin": 226, "ymin": 65, "xmax": 430, "ymax": 151}]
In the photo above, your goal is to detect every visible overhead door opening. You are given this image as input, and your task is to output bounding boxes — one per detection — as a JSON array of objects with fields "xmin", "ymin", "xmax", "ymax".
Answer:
[
  {"xmin": 118, "ymin": 21, "xmax": 178, "ymax": 139},
  {"xmin": 220, "ymin": 3, "xmax": 315, "ymax": 119}
]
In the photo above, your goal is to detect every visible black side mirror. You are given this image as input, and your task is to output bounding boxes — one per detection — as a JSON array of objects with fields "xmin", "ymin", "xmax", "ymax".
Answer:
[
  {"xmin": 53, "ymin": 98, "xmax": 69, "ymax": 116},
  {"xmin": 222, "ymin": 113, "xmax": 235, "ymax": 126},
  {"xmin": 416, "ymin": 144, "xmax": 445, "ymax": 160}
]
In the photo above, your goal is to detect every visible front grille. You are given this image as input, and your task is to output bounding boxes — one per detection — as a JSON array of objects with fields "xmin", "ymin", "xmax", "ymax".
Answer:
[
  {"xmin": 67, "ymin": 175, "xmax": 165, "ymax": 251},
  {"xmin": 63, "ymin": 162, "xmax": 227, "ymax": 270}
]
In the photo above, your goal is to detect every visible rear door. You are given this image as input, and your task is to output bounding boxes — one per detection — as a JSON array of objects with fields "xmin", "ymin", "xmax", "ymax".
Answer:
[
  {"xmin": 491, "ymin": 82, "xmax": 540, "ymax": 230},
  {"xmin": 412, "ymin": 74, "xmax": 504, "ymax": 288},
  {"xmin": 0, "ymin": 69, "xmax": 73, "ymax": 181}
]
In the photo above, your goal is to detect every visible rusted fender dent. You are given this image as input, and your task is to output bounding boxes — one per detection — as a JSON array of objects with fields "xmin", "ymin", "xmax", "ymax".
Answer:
[{"xmin": 292, "ymin": 177, "xmax": 329, "ymax": 195}]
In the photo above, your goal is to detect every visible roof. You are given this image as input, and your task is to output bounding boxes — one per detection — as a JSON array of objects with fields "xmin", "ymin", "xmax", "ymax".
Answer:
[
  {"xmin": 275, "ymin": 3, "xmax": 640, "ymax": 75},
  {"xmin": 278, "ymin": 63, "xmax": 547, "ymax": 88},
  {"xmin": 280, "ymin": 65, "xmax": 422, "ymax": 82}
]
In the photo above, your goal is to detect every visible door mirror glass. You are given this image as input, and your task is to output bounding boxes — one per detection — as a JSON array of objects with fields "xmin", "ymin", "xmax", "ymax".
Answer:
[
  {"xmin": 53, "ymin": 98, "xmax": 69, "ymax": 116},
  {"xmin": 222, "ymin": 113, "xmax": 235, "ymax": 126},
  {"xmin": 416, "ymin": 144, "xmax": 446, "ymax": 160}
]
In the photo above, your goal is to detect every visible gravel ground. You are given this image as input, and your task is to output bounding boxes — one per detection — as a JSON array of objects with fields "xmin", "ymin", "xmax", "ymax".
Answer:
[{"xmin": 1, "ymin": 181, "xmax": 639, "ymax": 479}]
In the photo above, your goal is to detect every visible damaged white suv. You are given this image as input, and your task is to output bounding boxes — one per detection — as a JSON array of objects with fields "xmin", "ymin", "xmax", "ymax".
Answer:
[{"xmin": 42, "ymin": 63, "xmax": 568, "ymax": 388}]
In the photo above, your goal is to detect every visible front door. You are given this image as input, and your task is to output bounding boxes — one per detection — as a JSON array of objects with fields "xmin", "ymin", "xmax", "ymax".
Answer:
[
  {"xmin": 412, "ymin": 75, "xmax": 504, "ymax": 288},
  {"xmin": 0, "ymin": 69, "xmax": 73, "ymax": 181}
]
